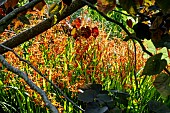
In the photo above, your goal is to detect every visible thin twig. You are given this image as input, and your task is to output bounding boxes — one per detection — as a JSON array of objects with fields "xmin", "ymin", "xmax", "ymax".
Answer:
[
  {"xmin": 131, "ymin": 36, "xmax": 153, "ymax": 56},
  {"xmin": 112, "ymin": 10, "xmax": 131, "ymax": 17},
  {"xmin": 132, "ymin": 39, "xmax": 141, "ymax": 98},
  {"xmin": 0, "ymin": 44, "xmax": 85, "ymax": 112},
  {"xmin": 0, "ymin": 55, "xmax": 58, "ymax": 113},
  {"xmin": 132, "ymin": 40, "xmax": 137, "ymax": 85}
]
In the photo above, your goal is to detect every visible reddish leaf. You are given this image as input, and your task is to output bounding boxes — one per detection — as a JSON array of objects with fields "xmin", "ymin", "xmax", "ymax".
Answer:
[
  {"xmin": 0, "ymin": 8, "xmax": 5, "ymax": 16},
  {"xmin": 80, "ymin": 26, "xmax": 91, "ymax": 39},
  {"xmin": 126, "ymin": 19, "xmax": 133, "ymax": 28},
  {"xmin": 139, "ymin": 0, "xmax": 143, "ymax": 6},
  {"xmin": 12, "ymin": 18, "xmax": 23, "ymax": 30},
  {"xmin": 92, "ymin": 27, "xmax": 99, "ymax": 38},
  {"xmin": 4, "ymin": 0, "xmax": 19, "ymax": 9},
  {"xmin": 62, "ymin": 0, "xmax": 72, "ymax": 6},
  {"xmin": 97, "ymin": 0, "xmax": 116, "ymax": 14},
  {"xmin": 34, "ymin": 0, "xmax": 46, "ymax": 11},
  {"xmin": 72, "ymin": 18, "xmax": 81, "ymax": 28}
]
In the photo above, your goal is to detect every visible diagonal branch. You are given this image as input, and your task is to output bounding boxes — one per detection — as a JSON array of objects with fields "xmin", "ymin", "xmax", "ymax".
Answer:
[
  {"xmin": 0, "ymin": 55, "xmax": 58, "ymax": 113},
  {"xmin": 0, "ymin": 44, "xmax": 85, "ymax": 111}
]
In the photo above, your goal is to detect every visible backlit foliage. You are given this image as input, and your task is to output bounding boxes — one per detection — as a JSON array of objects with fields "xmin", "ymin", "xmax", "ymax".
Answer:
[{"xmin": 0, "ymin": 8, "xmax": 147, "ymax": 112}]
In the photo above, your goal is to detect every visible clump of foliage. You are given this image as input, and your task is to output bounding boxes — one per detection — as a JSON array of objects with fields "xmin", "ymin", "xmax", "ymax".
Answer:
[{"xmin": 78, "ymin": 84, "xmax": 130, "ymax": 113}]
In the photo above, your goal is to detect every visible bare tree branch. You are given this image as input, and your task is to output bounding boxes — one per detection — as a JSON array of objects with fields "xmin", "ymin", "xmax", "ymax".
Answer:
[
  {"xmin": 0, "ymin": 0, "xmax": 42, "ymax": 26},
  {"xmin": 0, "ymin": 54, "xmax": 59, "ymax": 113},
  {"xmin": 0, "ymin": 44, "xmax": 85, "ymax": 112}
]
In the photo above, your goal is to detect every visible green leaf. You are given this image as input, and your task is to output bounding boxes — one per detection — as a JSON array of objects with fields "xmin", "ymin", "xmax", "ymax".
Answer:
[
  {"xmin": 143, "ymin": 0, "xmax": 155, "ymax": 6},
  {"xmin": 78, "ymin": 90, "xmax": 97, "ymax": 103},
  {"xmin": 110, "ymin": 90, "xmax": 130, "ymax": 107},
  {"xmin": 79, "ymin": 84, "xmax": 102, "ymax": 94},
  {"xmin": 110, "ymin": 90, "xmax": 130, "ymax": 98},
  {"xmin": 148, "ymin": 100, "xmax": 170, "ymax": 113},
  {"xmin": 153, "ymin": 73, "xmax": 170, "ymax": 97},
  {"xmin": 109, "ymin": 107, "xmax": 122, "ymax": 113},
  {"xmin": 48, "ymin": 2, "xmax": 61, "ymax": 16},
  {"xmin": 142, "ymin": 53, "xmax": 167, "ymax": 75},
  {"xmin": 0, "ymin": 80, "xmax": 3, "ymax": 86},
  {"xmin": 90, "ymin": 84, "xmax": 102, "ymax": 93},
  {"xmin": 106, "ymin": 101, "xmax": 115, "ymax": 109},
  {"xmin": 119, "ymin": 0, "xmax": 155, "ymax": 15},
  {"xmin": 85, "ymin": 102, "xmax": 108, "ymax": 113},
  {"xmin": 156, "ymin": 0, "xmax": 170, "ymax": 14},
  {"xmin": 96, "ymin": 94, "xmax": 112, "ymax": 103},
  {"xmin": 119, "ymin": 0, "xmax": 139, "ymax": 15}
]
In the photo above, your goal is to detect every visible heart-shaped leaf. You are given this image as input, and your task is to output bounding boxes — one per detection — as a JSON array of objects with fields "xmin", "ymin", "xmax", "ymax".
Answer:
[
  {"xmin": 78, "ymin": 90, "xmax": 97, "ymax": 103},
  {"xmin": 142, "ymin": 53, "xmax": 167, "ymax": 75},
  {"xmin": 153, "ymin": 73, "xmax": 170, "ymax": 97},
  {"xmin": 4, "ymin": 0, "xmax": 19, "ymax": 9},
  {"xmin": 133, "ymin": 22, "xmax": 151, "ymax": 40},
  {"xmin": 97, "ymin": 0, "xmax": 116, "ymax": 14},
  {"xmin": 85, "ymin": 104, "xmax": 108, "ymax": 113},
  {"xmin": 119, "ymin": 0, "xmax": 139, "ymax": 15},
  {"xmin": 79, "ymin": 84, "xmax": 102, "ymax": 94},
  {"xmin": 148, "ymin": 100, "xmax": 170, "ymax": 113},
  {"xmin": 109, "ymin": 107, "xmax": 122, "ymax": 113},
  {"xmin": 126, "ymin": 19, "xmax": 133, "ymax": 28},
  {"xmin": 110, "ymin": 90, "xmax": 130, "ymax": 98},
  {"xmin": 156, "ymin": 0, "xmax": 170, "ymax": 14},
  {"xmin": 96, "ymin": 94, "xmax": 112, "ymax": 103}
]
